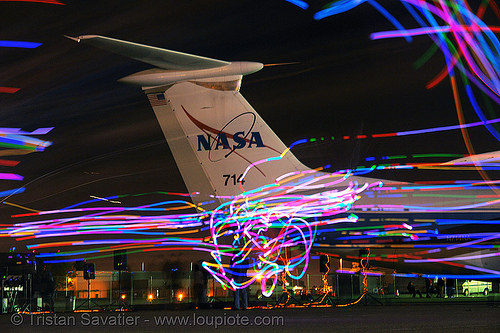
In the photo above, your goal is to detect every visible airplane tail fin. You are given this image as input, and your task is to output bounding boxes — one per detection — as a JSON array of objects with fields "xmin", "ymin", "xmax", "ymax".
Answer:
[
  {"xmin": 144, "ymin": 77, "xmax": 310, "ymax": 207},
  {"xmin": 71, "ymin": 36, "xmax": 310, "ymax": 207}
]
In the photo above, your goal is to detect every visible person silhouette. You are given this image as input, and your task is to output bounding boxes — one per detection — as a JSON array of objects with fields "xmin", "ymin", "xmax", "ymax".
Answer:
[
  {"xmin": 231, "ymin": 253, "xmax": 249, "ymax": 310},
  {"xmin": 407, "ymin": 281, "xmax": 422, "ymax": 298}
]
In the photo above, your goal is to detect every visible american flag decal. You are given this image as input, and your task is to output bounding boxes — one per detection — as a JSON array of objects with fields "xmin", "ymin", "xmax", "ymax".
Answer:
[{"xmin": 147, "ymin": 93, "xmax": 167, "ymax": 107}]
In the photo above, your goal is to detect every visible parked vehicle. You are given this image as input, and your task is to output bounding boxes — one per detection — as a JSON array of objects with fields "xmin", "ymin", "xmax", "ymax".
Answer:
[{"xmin": 461, "ymin": 280, "xmax": 492, "ymax": 296}]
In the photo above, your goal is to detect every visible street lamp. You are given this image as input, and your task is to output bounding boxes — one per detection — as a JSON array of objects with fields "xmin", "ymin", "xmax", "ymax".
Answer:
[{"xmin": 65, "ymin": 276, "xmax": 72, "ymax": 297}]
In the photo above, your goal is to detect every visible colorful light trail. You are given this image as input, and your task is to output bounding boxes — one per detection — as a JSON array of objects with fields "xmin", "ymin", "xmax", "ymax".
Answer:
[
  {"xmin": 0, "ymin": 40, "xmax": 42, "ymax": 48},
  {"xmin": 286, "ymin": 0, "xmax": 500, "ymax": 165},
  {"xmin": 0, "ymin": 0, "xmax": 64, "ymax": 4},
  {"xmin": 2, "ymin": 0, "xmax": 500, "ymax": 298},
  {"xmin": 0, "ymin": 87, "xmax": 20, "ymax": 94},
  {"xmin": 0, "ymin": 128, "xmax": 52, "ymax": 204},
  {"xmin": 2, "ymin": 166, "xmax": 380, "ymax": 295},
  {"xmin": 2, "ymin": 140, "xmax": 499, "ymax": 294}
]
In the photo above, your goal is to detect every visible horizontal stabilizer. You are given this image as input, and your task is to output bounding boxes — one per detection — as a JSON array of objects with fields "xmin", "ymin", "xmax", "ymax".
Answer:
[
  {"xmin": 443, "ymin": 151, "xmax": 500, "ymax": 165},
  {"xmin": 67, "ymin": 35, "xmax": 231, "ymax": 70}
]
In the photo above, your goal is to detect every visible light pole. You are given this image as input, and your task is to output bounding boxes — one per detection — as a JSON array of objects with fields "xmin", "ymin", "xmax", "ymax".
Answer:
[{"xmin": 66, "ymin": 276, "xmax": 72, "ymax": 297}]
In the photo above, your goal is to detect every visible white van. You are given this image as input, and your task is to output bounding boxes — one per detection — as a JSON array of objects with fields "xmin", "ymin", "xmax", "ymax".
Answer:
[{"xmin": 461, "ymin": 280, "xmax": 492, "ymax": 296}]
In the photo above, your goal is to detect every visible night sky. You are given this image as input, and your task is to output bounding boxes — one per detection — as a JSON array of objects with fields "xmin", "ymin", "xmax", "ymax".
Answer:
[{"xmin": 0, "ymin": 0, "xmax": 498, "ymax": 268}]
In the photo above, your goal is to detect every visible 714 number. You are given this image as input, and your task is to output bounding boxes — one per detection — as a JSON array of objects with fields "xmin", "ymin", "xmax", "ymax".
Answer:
[{"xmin": 223, "ymin": 174, "xmax": 245, "ymax": 186}]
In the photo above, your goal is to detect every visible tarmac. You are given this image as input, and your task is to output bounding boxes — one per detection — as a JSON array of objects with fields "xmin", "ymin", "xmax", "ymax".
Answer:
[{"xmin": 1, "ymin": 296, "xmax": 499, "ymax": 332}]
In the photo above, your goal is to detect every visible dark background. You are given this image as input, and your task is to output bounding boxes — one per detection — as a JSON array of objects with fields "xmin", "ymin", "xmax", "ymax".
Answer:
[{"xmin": 0, "ymin": 0, "xmax": 498, "ymax": 268}]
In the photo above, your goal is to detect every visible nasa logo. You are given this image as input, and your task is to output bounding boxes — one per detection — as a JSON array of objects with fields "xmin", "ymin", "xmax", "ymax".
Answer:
[
  {"xmin": 182, "ymin": 105, "xmax": 270, "ymax": 162},
  {"xmin": 197, "ymin": 132, "xmax": 264, "ymax": 151}
]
